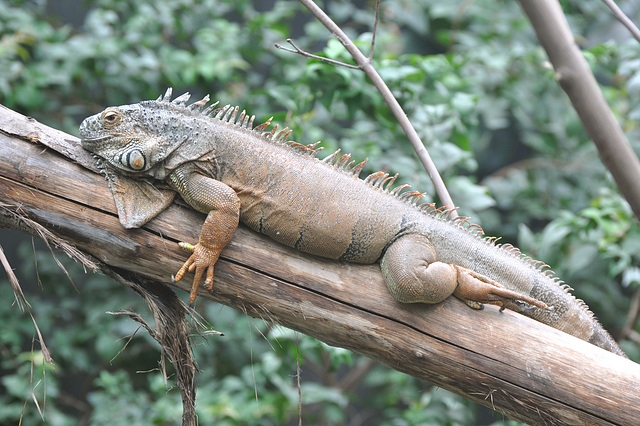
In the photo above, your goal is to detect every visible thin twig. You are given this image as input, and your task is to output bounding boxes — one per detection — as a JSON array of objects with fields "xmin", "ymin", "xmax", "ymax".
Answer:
[
  {"xmin": 368, "ymin": 0, "xmax": 380, "ymax": 62},
  {"xmin": 103, "ymin": 269, "xmax": 200, "ymax": 426},
  {"xmin": 622, "ymin": 287, "xmax": 640, "ymax": 339},
  {"xmin": 601, "ymin": 0, "xmax": 640, "ymax": 44},
  {"xmin": 281, "ymin": 0, "xmax": 457, "ymax": 214},
  {"xmin": 275, "ymin": 39, "xmax": 360, "ymax": 69},
  {"xmin": 0, "ymin": 242, "xmax": 53, "ymax": 364},
  {"xmin": 296, "ymin": 333, "xmax": 302, "ymax": 426}
]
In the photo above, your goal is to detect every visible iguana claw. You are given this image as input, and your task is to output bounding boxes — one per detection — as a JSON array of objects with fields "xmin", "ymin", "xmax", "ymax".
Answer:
[
  {"xmin": 453, "ymin": 265, "xmax": 551, "ymax": 312},
  {"xmin": 175, "ymin": 241, "xmax": 221, "ymax": 305}
]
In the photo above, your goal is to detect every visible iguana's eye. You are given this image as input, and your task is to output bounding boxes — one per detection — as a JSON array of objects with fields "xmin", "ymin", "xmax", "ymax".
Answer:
[
  {"xmin": 123, "ymin": 149, "xmax": 146, "ymax": 170},
  {"xmin": 102, "ymin": 108, "xmax": 121, "ymax": 127}
]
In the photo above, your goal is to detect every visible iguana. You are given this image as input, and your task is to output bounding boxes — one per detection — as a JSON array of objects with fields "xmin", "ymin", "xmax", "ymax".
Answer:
[{"xmin": 79, "ymin": 88, "xmax": 626, "ymax": 357}]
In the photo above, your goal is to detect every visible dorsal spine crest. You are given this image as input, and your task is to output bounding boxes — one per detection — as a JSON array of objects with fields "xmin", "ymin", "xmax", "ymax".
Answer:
[{"xmin": 153, "ymin": 89, "xmax": 598, "ymax": 301}]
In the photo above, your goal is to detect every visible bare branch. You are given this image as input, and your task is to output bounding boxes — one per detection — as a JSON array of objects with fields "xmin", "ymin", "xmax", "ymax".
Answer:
[
  {"xmin": 601, "ymin": 0, "xmax": 640, "ymax": 44},
  {"xmin": 368, "ymin": 0, "xmax": 380, "ymax": 63},
  {"xmin": 274, "ymin": 39, "xmax": 360, "ymax": 69},
  {"xmin": 622, "ymin": 287, "xmax": 640, "ymax": 340},
  {"xmin": 519, "ymin": 0, "xmax": 640, "ymax": 222}
]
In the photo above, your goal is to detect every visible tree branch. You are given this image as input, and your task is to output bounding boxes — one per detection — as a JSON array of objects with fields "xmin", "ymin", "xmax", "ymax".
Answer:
[
  {"xmin": 518, "ymin": 0, "xmax": 640, "ymax": 222},
  {"xmin": 275, "ymin": 38, "xmax": 360, "ymax": 69},
  {"xmin": 601, "ymin": 0, "xmax": 640, "ymax": 44},
  {"xmin": 1, "ymin": 105, "xmax": 639, "ymax": 425},
  {"xmin": 276, "ymin": 0, "xmax": 457, "ymax": 216}
]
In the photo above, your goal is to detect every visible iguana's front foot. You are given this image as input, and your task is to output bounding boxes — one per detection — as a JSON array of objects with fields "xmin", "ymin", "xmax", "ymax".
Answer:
[
  {"xmin": 168, "ymin": 171, "xmax": 241, "ymax": 305},
  {"xmin": 453, "ymin": 265, "xmax": 551, "ymax": 312},
  {"xmin": 175, "ymin": 241, "xmax": 223, "ymax": 305}
]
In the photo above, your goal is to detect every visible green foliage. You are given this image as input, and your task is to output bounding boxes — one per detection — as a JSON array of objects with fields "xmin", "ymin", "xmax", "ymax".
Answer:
[{"xmin": 1, "ymin": 0, "xmax": 639, "ymax": 424}]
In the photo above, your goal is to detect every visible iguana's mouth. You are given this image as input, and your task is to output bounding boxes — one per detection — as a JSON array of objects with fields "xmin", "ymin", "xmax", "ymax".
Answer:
[
  {"xmin": 80, "ymin": 134, "xmax": 114, "ymax": 150},
  {"xmin": 81, "ymin": 135, "xmax": 114, "ymax": 143}
]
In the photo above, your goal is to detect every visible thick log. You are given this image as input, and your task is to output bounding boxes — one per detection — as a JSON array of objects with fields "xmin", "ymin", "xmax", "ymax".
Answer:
[{"xmin": 0, "ymin": 104, "xmax": 638, "ymax": 425}]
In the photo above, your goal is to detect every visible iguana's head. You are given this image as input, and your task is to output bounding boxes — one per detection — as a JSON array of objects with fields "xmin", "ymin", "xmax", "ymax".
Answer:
[
  {"xmin": 78, "ymin": 89, "xmax": 218, "ymax": 228},
  {"xmin": 79, "ymin": 103, "xmax": 168, "ymax": 174}
]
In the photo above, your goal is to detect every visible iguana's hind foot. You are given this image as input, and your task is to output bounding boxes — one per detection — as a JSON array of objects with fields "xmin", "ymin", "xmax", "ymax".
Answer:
[
  {"xmin": 380, "ymin": 234, "xmax": 551, "ymax": 313},
  {"xmin": 175, "ymin": 241, "xmax": 221, "ymax": 305},
  {"xmin": 453, "ymin": 266, "xmax": 551, "ymax": 312}
]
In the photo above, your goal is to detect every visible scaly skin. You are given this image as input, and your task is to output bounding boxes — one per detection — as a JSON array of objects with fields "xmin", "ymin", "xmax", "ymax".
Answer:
[{"xmin": 79, "ymin": 88, "xmax": 626, "ymax": 357}]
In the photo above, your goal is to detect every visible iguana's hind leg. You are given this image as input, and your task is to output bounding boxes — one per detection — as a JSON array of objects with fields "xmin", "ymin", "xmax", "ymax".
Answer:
[
  {"xmin": 380, "ymin": 234, "xmax": 550, "ymax": 311},
  {"xmin": 453, "ymin": 266, "xmax": 550, "ymax": 311},
  {"xmin": 170, "ymin": 171, "xmax": 240, "ymax": 305},
  {"xmin": 380, "ymin": 234, "xmax": 457, "ymax": 304}
]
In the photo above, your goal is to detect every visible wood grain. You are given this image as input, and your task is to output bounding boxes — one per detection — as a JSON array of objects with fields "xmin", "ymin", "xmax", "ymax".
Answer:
[{"xmin": 1, "ymin": 104, "xmax": 639, "ymax": 425}]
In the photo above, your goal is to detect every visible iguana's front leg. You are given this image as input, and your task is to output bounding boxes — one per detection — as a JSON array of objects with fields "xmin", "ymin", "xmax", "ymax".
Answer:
[
  {"xmin": 380, "ymin": 234, "xmax": 550, "ymax": 311},
  {"xmin": 169, "ymin": 170, "xmax": 240, "ymax": 304}
]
